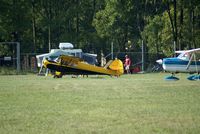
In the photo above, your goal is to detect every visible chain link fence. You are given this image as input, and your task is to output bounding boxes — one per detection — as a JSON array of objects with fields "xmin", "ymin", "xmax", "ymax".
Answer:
[
  {"xmin": 105, "ymin": 52, "xmax": 164, "ymax": 73},
  {"xmin": 1, "ymin": 52, "xmax": 165, "ymax": 74}
]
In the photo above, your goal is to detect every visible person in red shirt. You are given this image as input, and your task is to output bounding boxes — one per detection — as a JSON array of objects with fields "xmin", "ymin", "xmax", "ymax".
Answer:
[{"xmin": 124, "ymin": 55, "xmax": 131, "ymax": 74}]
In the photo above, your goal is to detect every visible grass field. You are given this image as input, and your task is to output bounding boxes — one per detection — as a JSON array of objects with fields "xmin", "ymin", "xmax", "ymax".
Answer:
[{"xmin": 0, "ymin": 73, "xmax": 200, "ymax": 134}]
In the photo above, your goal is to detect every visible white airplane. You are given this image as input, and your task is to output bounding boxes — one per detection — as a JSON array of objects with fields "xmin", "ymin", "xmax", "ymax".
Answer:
[{"xmin": 157, "ymin": 48, "xmax": 200, "ymax": 80}]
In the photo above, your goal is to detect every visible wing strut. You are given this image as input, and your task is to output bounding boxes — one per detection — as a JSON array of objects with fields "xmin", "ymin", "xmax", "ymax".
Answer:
[
  {"xmin": 194, "ymin": 53, "xmax": 199, "ymax": 74},
  {"xmin": 186, "ymin": 52, "xmax": 194, "ymax": 70}
]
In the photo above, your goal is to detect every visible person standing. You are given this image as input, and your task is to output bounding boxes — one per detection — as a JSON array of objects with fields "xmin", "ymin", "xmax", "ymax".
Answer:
[{"xmin": 124, "ymin": 55, "xmax": 131, "ymax": 74}]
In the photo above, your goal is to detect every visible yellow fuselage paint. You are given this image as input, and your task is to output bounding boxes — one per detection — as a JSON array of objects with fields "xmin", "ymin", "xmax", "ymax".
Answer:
[{"xmin": 43, "ymin": 55, "xmax": 124, "ymax": 76}]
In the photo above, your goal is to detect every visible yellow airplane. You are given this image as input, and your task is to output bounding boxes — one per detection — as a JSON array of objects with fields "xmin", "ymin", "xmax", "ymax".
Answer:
[{"xmin": 43, "ymin": 55, "xmax": 124, "ymax": 78}]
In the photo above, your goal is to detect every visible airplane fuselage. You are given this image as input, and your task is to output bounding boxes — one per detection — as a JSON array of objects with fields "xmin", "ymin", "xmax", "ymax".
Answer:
[
  {"xmin": 163, "ymin": 58, "xmax": 200, "ymax": 73},
  {"xmin": 43, "ymin": 55, "xmax": 124, "ymax": 76}
]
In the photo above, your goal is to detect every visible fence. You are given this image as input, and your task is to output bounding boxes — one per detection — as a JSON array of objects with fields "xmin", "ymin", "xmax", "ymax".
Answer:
[
  {"xmin": 105, "ymin": 52, "xmax": 164, "ymax": 73},
  {"xmin": 21, "ymin": 53, "xmax": 38, "ymax": 72},
  {"xmin": 0, "ymin": 52, "xmax": 165, "ymax": 73}
]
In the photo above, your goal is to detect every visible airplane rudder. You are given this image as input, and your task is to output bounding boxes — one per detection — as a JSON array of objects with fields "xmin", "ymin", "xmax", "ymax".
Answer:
[{"xmin": 109, "ymin": 59, "xmax": 124, "ymax": 71}]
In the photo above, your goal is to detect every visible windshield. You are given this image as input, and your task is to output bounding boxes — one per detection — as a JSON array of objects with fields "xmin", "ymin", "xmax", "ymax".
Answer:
[{"xmin": 177, "ymin": 52, "xmax": 190, "ymax": 60}]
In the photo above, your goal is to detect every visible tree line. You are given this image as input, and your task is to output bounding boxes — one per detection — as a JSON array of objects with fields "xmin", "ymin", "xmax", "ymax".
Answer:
[{"xmin": 0, "ymin": 0, "xmax": 200, "ymax": 57}]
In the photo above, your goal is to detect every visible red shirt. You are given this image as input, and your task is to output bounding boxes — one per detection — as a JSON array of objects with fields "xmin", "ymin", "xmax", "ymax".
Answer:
[{"xmin": 124, "ymin": 57, "xmax": 131, "ymax": 66}]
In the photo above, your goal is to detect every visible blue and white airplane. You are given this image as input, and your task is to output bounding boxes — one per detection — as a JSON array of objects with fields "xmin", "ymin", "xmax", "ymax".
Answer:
[{"xmin": 157, "ymin": 48, "xmax": 200, "ymax": 80}]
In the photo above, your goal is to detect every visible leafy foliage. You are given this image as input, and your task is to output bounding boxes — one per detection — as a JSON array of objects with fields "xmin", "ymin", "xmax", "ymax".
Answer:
[{"xmin": 0, "ymin": 0, "xmax": 200, "ymax": 56}]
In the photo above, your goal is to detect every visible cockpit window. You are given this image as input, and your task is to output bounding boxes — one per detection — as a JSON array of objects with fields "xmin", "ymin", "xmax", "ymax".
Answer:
[{"xmin": 178, "ymin": 52, "xmax": 190, "ymax": 60}]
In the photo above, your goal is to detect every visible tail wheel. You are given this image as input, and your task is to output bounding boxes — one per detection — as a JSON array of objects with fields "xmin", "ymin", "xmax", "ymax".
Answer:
[{"xmin": 54, "ymin": 71, "xmax": 63, "ymax": 78}]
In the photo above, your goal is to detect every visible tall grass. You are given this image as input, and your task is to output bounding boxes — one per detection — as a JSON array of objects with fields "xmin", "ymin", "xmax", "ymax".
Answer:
[{"xmin": 0, "ymin": 67, "xmax": 18, "ymax": 75}]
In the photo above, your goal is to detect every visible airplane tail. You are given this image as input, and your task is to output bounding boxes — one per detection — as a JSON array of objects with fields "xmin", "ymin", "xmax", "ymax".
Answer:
[
  {"xmin": 108, "ymin": 59, "xmax": 124, "ymax": 75},
  {"xmin": 104, "ymin": 60, "xmax": 113, "ymax": 69}
]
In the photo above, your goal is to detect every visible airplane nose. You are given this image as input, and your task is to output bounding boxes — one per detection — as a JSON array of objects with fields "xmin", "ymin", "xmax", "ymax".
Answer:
[{"xmin": 156, "ymin": 59, "xmax": 163, "ymax": 64}]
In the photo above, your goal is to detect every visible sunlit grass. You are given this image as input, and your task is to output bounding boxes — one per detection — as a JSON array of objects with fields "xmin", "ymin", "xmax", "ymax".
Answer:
[{"xmin": 0, "ymin": 73, "xmax": 200, "ymax": 134}]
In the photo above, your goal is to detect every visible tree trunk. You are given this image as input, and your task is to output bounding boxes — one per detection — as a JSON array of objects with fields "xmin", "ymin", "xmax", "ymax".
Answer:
[
  {"xmin": 173, "ymin": 0, "xmax": 177, "ymax": 51},
  {"xmin": 188, "ymin": 6, "xmax": 193, "ymax": 49},
  {"xmin": 192, "ymin": 9, "xmax": 196, "ymax": 48},
  {"xmin": 76, "ymin": 0, "xmax": 80, "ymax": 48},
  {"xmin": 191, "ymin": 9, "xmax": 195, "ymax": 48},
  {"xmin": 93, "ymin": 0, "xmax": 96, "ymax": 12},
  {"xmin": 48, "ymin": 1, "xmax": 51, "ymax": 52},
  {"xmin": 179, "ymin": 0, "xmax": 183, "ymax": 50},
  {"xmin": 32, "ymin": 0, "xmax": 36, "ymax": 53},
  {"xmin": 165, "ymin": 1, "xmax": 177, "ymax": 52}
]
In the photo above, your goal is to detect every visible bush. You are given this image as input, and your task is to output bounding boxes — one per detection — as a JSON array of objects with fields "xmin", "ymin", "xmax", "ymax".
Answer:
[{"xmin": 0, "ymin": 67, "xmax": 27, "ymax": 75}]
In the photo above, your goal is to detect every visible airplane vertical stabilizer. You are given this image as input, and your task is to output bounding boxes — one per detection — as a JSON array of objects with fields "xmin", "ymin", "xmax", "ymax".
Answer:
[{"xmin": 109, "ymin": 59, "xmax": 124, "ymax": 74}]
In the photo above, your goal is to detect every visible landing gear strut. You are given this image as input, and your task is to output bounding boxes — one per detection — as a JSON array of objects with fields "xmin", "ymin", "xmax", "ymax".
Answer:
[
  {"xmin": 187, "ymin": 73, "xmax": 200, "ymax": 81},
  {"xmin": 165, "ymin": 73, "xmax": 179, "ymax": 81}
]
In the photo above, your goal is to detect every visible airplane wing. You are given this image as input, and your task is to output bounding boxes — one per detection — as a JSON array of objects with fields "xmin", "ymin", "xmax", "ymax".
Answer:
[
  {"xmin": 175, "ymin": 50, "xmax": 187, "ymax": 53},
  {"xmin": 186, "ymin": 48, "xmax": 200, "ymax": 54},
  {"xmin": 176, "ymin": 48, "xmax": 200, "ymax": 54}
]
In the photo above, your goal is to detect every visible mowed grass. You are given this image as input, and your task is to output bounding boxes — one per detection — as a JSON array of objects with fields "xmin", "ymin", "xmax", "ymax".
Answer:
[{"xmin": 0, "ymin": 73, "xmax": 200, "ymax": 134}]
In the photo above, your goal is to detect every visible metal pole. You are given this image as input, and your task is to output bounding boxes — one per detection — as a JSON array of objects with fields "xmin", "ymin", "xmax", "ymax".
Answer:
[
  {"xmin": 48, "ymin": 24, "xmax": 51, "ymax": 52},
  {"xmin": 16, "ymin": 42, "xmax": 20, "ymax": 72},
  {"xmin": 111, "ymin": 42, "xmax": 113, "ymax": 60},
  {"xmin": 174, "ymin": 41, "xmax": 176, "ymax": 57},
  {"xmin": 142, "ymin": 40, "xmax": 144, "ymax": 72}
]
